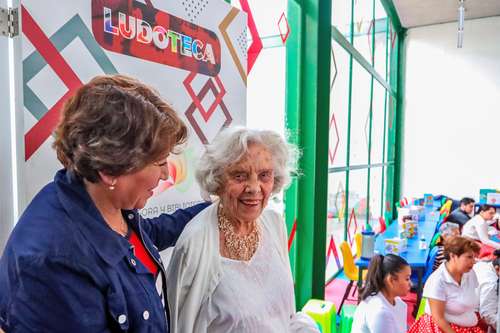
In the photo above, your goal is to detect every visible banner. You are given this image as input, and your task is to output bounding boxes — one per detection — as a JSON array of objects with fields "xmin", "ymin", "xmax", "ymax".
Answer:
[{"xmin": 21, "ymin": 0, "xmax": 247, "ymax": 216}]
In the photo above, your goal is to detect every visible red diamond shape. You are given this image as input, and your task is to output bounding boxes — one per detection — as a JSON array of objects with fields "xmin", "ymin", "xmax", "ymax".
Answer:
[
  {"xmin": 184, "ymin": 76, "xmax": 232, "ymax": 144},
  {"xmin": 183, "ymin": 72, "xmax": 226, "ymax": 122},
  {"xmin": 347, "ymin": 208, "xmax": 358, "ymax": 246},
  {"xmin": 328, "ymin": 113, "xmax": 340, "ymax": 164},
  {"xmin": 277, "ymin": 12, "xmax": 290, "ymax": 44},
  {"xmin": 239, "ymin": 0, "xmax": 262, "ymax": 73}
]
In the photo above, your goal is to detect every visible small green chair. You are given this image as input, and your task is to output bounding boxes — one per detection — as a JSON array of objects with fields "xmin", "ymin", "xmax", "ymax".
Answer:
[
  {"xmin": 416, "ymin": 297, "xmax": 427, "ymax": 320},
  {"xmin": 339, "ymin": 304, "xmax": 356, "ymax": 333},
  {"xmin": 302, "ymin": 299, "xmax": 337, "ymax": 333}
]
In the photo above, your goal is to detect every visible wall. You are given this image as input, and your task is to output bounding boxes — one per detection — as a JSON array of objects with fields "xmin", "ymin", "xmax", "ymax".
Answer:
[{"xmin": 402, "ymin": 16, "xmax": 500, "ymax": 200}]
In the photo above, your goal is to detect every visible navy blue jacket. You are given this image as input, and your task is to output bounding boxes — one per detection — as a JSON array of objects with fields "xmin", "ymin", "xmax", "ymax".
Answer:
[{"xmin": 0, "ymin": 169, "xmax": 208, "ymax": 332}]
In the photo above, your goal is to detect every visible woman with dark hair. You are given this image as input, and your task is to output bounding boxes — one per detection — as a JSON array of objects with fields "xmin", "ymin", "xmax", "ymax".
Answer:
[
  {"xmin": 409, "ymin": 236, "xmax": 483, "ymax": 333},
  {"xmin": 0, "ymin": 75, "xmax": 208, "ymax": 332},
  {"xmin": 351, "ymin": 254, "xmax": 411, "ymax": 333}
]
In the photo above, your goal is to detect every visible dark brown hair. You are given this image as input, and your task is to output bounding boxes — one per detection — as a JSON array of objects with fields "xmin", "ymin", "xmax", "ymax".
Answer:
[
  {"xmin": 53, "ymin": 74, "xmax": 187, "ymax": 182},
  {"xmin": 359, "ymin": 254, "xmax": 409, "ymax": 301},
  {"xmin": 443, "ymin": 236, "xmax": 480, "ymax": 261}
]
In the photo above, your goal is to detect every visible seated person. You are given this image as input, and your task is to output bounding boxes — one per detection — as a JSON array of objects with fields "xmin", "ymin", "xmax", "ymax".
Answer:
[
  {"xmin": 166, "ymin": 127, "xmax": 318, "ymax": 332},
  {"xmin": 408, "ymin": 236, "xmax": 483, "ymax": 333},
  {"xmin": 447, "ymin": 197, "xmax": 475, "ymax": 228},
  {"xmin": 462, "ymin": 204, "xmax": 500, "ymax": 250},
  {"xmin": 473, "ymin": 249, "xmax": 500, "ymax": 331},
  {"xmin": 351, "ymin": 254, "xmax": 411, "ymax": 333},
  {"xmin": 432, "ymin": 223, "xmax": 460, "ymax": 272}
]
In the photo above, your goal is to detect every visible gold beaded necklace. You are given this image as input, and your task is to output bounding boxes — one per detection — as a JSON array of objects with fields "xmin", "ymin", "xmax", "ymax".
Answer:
[{"xmin": 217, "ymin": 204, "xmax": 261, "ymax": 261}]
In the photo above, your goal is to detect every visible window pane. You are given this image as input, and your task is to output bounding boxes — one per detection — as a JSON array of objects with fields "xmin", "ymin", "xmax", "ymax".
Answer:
[
  {"xmin": 368, "ymin": 166, "xmax": 383, "ymax": 229},
  {"xmin": 346, "ymin": 168, "xmax": 368, "ymax": 241},
  {"xmin": 329, "ymin": 40, "xmax": 350, "ymax": 168},
  {"xmin": 349, "ymin": 61, "xmax": 371, "ymax": 166},
  {"xmin": 326, "ymin": 171, "xmax": 347, "ymax": 281},
  {"xmin": 385, "ymin": 94, "xmax": 396, "ymax": 163},
  {"xmin": 370, "ymin": 80, "xmax": 385, "ymax": 164},
  {"xmin": 374, "ymin": 1, "xmax": 388, "ymax": 78},
  {"xmin": 353, "ymin": 0, "xmax": 374, "ymax": 63},
  {"xmin": 332, "ymin": 0, "xmax": 353, "ymax": 36}
]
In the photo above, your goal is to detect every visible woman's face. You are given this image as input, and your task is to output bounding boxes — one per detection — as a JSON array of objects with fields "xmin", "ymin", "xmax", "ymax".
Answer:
[
  {"xmin": 218, "ymin": 143, "xmax": 274, "ymax": 224},
  {"xmin": 114, "ymin": 155, "xmax": 169, "ymax": 209},
  {"xmin": 387, "ymin": 265, "xmax": 412, "ymax": 297},
  {"xmin": 450, "ymin": 251, "xmax": 476, "ymax": 274},
  {"xmin": 480, "ymin": 208, "xmax": 496, "ymax": 221}
]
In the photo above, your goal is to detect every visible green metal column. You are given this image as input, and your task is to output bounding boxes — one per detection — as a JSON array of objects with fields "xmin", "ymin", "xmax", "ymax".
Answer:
[
  {"xmin": 285, "ymin": 0, "xmax": 303, "ymax": 279},
  {"xmin": 285, "ymin": 0, "xmax": 331, "ymax": 310},
  {"xmin": 393, "ymin": 30, "xmax": 406, "ymax": 213},
  {"xmin": 343, "ymin": 0, "xmax": 355, "ymax": 241}
]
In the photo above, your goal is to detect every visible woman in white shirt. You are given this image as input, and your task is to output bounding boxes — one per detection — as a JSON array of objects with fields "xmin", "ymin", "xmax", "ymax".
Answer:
[
  {"xmin": 351, "ymin": 254, "xmax": 411, "ymax": 333},
  {"xmin": 462, "ymin": 204, "xmax": 499, "ymax": 250},
  {"xmin": 409, "ymin": 236, "xmax": 484, "ymax": 333},
  {"xmin": 166, "ymin": 127, "xmax": 318, "ymax": 333},
  {"xmin": 473, "ymin": 249, "xmax": 500, "ymax": 331}
]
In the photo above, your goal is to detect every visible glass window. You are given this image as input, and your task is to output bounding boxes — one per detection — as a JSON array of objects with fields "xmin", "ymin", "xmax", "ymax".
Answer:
[
  {"xmin": 326, "ymin": 171, "xmax": 347, "ymax": 280},
  {"xmin": 349, "ymin": 61, "xmax": 371, "ymax": 166},
  {"xmin": 329, "ymin": 40, "xmax": 350, "ymax": 168},
  {"xmin": 332, "ymin": 0, "xmax": 352, "ymax": 36},
  {"xmin": 368, "ymin": 166, "xmax": 383, "ymax": 229},
  {"xmin": 346, "ymin": 168, "xmax": 368, "ymax": 240},
  {"xmin": 374, "ymin": 1, "xmax": 388, "ymax": 77},
  {"xmin": 353, "ymin": 0, "xmax": 374, "ymax": 63},
  {"xmin": 370, "ymin": 80, "xmax": 386, "ymax": 164}
]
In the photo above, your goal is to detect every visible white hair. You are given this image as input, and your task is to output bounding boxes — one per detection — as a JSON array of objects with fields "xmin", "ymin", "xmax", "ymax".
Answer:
[
  {"xmin": 195, "ymin": 126, "xmax": 299, "ymax": 196},
  {"xmin": 439, "ymin": 222, "xmax": 459, "ymax": 236}
]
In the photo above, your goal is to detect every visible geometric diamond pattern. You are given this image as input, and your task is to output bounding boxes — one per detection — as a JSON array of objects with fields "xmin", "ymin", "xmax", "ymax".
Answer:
[
  {"xmin": 184, "ymin": 73, "xmax": 232, "ymax": 144},
  {"xmin": 183, "ymin": 72, "xmax": 226, "ymax": 122},
  {"xmin": 277, "ymin": 12, "xmax": 290, "ymax": 44},
  {"xmin": 329, "ymin": 47, "xmax": 340, "ymax": 165},
  {"xmin": 347, "ymin": 208, "xmax": 358, "ymax": 246}
]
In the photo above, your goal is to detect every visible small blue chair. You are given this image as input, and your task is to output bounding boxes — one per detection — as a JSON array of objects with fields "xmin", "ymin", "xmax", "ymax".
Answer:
[{"xmin": 423, "ymin": 246, "xmax": 440, "ymax": 283}]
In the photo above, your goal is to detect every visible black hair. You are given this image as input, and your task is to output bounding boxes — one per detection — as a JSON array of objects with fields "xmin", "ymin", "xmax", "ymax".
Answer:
[
  {"xmin": 493, "ymin": 249, "xmax": 500, "ymax": 268},
  {"xmin": 460, "ymin": 197, "xmax": 475, "ymax": 206},
  {"xmin": 478, "ymin": 204, "xmax": 495, "ymax": 214},
  {"xmin": 359, "ymin": 254, "xmax": 409, "ymax": 301}
]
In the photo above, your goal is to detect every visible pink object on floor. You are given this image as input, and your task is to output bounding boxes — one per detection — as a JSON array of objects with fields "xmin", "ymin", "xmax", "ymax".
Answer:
[{"xmin": 325, "ymin": 277, "xmax": 417, "ymax": 327}]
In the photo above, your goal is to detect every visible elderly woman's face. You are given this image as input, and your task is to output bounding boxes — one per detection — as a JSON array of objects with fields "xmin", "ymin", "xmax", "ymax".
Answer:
[
  {"xmin": 219, "ymin": 143, "xmax": 274, "ymax": 224},
  {"xmin": 114, "ymin": 155, "xmax": 169, "ymax": 209}
]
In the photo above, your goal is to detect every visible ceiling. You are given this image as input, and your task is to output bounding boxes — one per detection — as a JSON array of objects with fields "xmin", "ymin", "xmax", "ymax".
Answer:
[{"xmin": 392, "ymin": 0, "xmax": 500, "ymax": 28}]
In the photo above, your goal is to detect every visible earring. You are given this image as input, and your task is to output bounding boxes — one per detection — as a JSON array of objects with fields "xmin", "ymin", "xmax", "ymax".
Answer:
[{"xmin": 109, "ymin": 179, "xmax": 117, "ymax": 191}]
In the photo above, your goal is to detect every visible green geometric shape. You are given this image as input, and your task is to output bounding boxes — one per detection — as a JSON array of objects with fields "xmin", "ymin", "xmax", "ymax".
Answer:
[
  {"xmin": 339, "ymin": 304, "xmax": 356, "ymax": 333},
  {"xmin": 23, "ymin": 14, "xmax": 117, "ymax": 120}
]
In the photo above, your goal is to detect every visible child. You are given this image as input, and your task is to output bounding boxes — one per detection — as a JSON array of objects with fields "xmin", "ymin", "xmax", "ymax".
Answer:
[{"xmin": 351, "ymin": 254, "xmax": 412, "ymax": 333}]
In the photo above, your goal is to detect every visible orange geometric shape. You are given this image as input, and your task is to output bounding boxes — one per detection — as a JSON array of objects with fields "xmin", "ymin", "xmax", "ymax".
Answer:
[{"xmin": 219, "ymin": 7, "xmax": 247, "ymax": 85}]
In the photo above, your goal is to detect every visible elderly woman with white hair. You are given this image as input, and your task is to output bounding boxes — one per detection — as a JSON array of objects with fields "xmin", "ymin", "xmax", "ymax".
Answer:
[{"xmin": 166, "ymin": 127, "xmax": 319, "ymax": 333}]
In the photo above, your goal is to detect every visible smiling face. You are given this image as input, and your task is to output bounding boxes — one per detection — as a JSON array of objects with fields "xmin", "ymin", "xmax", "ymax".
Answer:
[
  {"xmin": 218, "ymin": 143, "xmax": 275, "ymax": 224},
  {"xmin": 114, "ymin": 154, "xmax": 169, "ymax": 209}
]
